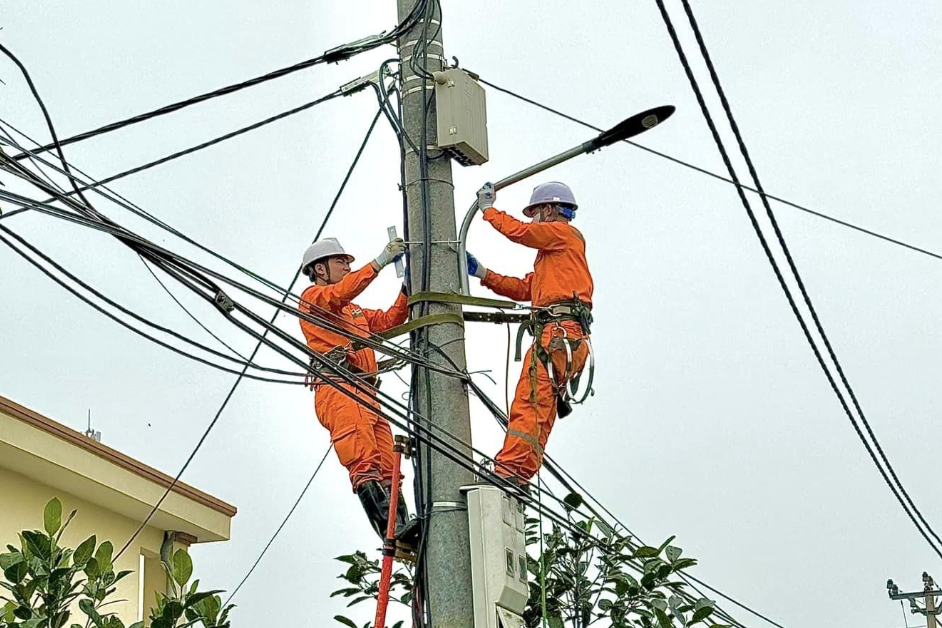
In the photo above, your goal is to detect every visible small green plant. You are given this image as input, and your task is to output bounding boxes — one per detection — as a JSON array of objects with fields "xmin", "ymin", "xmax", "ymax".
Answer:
[
  {"xmin": 146, "ymin": 549, "xmax": 233, "ymax": 628},
  {"xmin": 1, "ymin": 497, "xmax": 137, "ymax": 628},
  {"xmin": 330, "ymin": 512, "xmax": 727, "ymax": 628},
  {"xmin": 330, "ymin": 551, "xmax": 409, "ymax": 628},
  {"xmin": 0, "ymin": 498, "xmax": 233, "ymax": 628}
]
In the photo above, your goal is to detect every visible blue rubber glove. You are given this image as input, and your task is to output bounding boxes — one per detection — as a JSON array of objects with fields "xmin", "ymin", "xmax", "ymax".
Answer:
[
  {"xmin": 467, "ymin": 252, "xmax": 486, "ymax": 279},
  {"xmin": 477, "ymin": 182, "xmax": 496, "ymax": 212}
]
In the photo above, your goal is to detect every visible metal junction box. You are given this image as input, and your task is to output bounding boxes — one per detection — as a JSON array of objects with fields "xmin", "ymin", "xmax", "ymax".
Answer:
[
  {"xmin": 463, "ymin": 485, "xmax": 528, "ymax": 628},
  {"xmin": 434, "ymin": 69, "xmax": 489, "ymax": 166}
]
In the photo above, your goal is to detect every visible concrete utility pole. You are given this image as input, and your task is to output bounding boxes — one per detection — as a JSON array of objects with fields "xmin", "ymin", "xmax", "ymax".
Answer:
[
  {"xmin": 928, "ymin": 574, "xmax": 939, "ymax": 628},
  {"xmin": 395, "ymin": 2, "xmax": 476, "ymax": 627}
]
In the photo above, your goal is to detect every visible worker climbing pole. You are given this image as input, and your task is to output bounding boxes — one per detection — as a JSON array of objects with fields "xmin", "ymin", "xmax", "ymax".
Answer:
[
  {"xmin": 297, "ymin": 236, "xmax": 421, "ymax": 548},
  {"xmin": 467, "ymin": 180, "xmax": 594, "ymax": 491}
]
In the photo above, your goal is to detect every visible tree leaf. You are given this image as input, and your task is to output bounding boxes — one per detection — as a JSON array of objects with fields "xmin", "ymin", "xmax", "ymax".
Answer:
[
  {"xmin": 85, "ymin": 557, "xmax": 101, "ymax": 579},
  {"xmin": 94, "ymin": 542, "xmax": 114, "ymax": 573},
  {"xmin": 21, "ymin": 531, "xmax": 51, "ymax": 560},
  {"xmin": 172, "ymin": 550, "xmax": 193, "ymax": 587},
  {"xmin": 665, "ymin": 545, "xmax": 682, "ymax": 563},
  {"xmin": 691, "ymin": 606, "xmax": 714, "ymax": 623},
  {"xmin": 44, "ymin": 498, "xmax": 63, "ymax": 536},
  {"xmin": 333, "ymin": 616, "xmax": 358, "ymax": 628},
  {"xmin": 0, "ymin": 552, "xmax": 23, "ymax": 571},
  {"xmin": 633, "ymin": 546, "xmax": 661, "ymax": 559},
  {"xmin": 74, "ymin": 536, "xmax": 96, "ymax": 567},
  {"xmin": 654, "ymin": 607, "xmax": 672, "ymax": 628},
  {"xmin": 4, "ymin": 560, "xmax": 28, "ymax": 584}
]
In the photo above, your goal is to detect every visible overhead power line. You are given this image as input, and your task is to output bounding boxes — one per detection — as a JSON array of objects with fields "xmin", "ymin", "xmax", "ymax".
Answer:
[
  {"xmin": 676, "ymin": 0, "xmax": 942, "ymax": 554},
  {"xmin": 0, "ymin": 89, "xmax": 344, "ymax": 222},
  {"xmin": 653, "ymin": 0, "xmax": 942, "ymax": 559},
  {"xmin": 1, "ymin": 0, "xmax": 431, "ymax": 160},
  {"xmin": 224, "ymin": 445, "xmax": 332, "ymax": 606},
  {"xmin": 475, "ymin": 75, "xmax": 942, "ymax": 265}
]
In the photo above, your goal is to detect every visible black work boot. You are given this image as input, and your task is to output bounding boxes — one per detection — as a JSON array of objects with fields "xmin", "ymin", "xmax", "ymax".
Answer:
[
  {"xmin": 394, "ymin": 492, "xmax": 422, "ymax": 549},
  {"xmin": 356, "ymin": 480, "xmax": 390, "ymax": 540}
]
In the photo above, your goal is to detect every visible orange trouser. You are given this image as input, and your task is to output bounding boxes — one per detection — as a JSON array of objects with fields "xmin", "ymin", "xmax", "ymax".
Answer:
[
  {"xmin": 496, "ymin": 320, "xmax": 589, "ymax": 483},
  {"xmin": 314, "ymin": 381, "xmax": 395, "ymax": 491}
]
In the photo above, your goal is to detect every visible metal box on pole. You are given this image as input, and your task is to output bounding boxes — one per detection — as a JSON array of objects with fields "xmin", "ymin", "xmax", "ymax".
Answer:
[
  {"xmin": 433, "ymin": 69, "xmax": 489, "ymax": 166},
  {"xmin": 463, "ymin": 485, "xmax": 528, "ymax": 628}
]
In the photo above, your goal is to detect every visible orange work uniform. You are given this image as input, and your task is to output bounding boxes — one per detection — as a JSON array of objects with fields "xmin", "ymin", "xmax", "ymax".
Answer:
[
  {"xmin": 481, "ymin": 207, "xmax": 594, "ymax": 483},
  {"xmin": 299, "ymin": 264, "xmax": 408, "ymax": 491}
]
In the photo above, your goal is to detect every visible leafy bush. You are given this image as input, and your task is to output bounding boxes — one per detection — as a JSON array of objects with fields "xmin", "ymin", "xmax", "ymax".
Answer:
[
  {"xmin": 330, "ymin": 510, "xmax": 728, "ymax": 628},
  {"xmin": 0, "ymin": 498, "xmax": 233, "ymax": 628}
]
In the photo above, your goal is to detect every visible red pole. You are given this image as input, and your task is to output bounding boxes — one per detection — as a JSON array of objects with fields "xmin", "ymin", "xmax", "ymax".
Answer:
[{"xmin": 373, "ymin": 449, "xmax": 402, "ymax": 628}]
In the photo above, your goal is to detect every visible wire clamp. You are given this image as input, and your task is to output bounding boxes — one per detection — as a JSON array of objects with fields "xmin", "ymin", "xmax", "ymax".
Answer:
[
  {"xmin": 213, "ymin": 290, "xmax": 235, "ymax": 313},
  {"xmin": 340, "ymin": 69, "xmax": 384, "ymax": 96},
  {"xmin": 323, "ymin": 31, "xmax": 388, "ymax": 63}
]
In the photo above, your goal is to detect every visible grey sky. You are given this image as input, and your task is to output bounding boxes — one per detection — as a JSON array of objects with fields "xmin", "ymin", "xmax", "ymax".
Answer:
[{"xmin": 1, "ymin": 1, "xmax": 940, "ymax": 626}]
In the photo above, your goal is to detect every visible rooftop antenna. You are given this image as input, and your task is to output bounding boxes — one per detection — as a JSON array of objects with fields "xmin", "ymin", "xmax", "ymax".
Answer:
[{"xmin": 84, "ymin": 409, "xmax": 101, "ymax": 443}]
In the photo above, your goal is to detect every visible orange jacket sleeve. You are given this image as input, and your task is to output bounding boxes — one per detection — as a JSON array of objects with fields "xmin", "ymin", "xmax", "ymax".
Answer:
[
  {"xmin": 362, "ymin": 289, "xmax": 409, "ymax": 332},
  {"xmin": 300, "ymin": 264, "xmax": 378, "ymax": 313},
  {"xmin": 482, "ymin": 269, "xmax": 533, "ymax": 302},
  {"xmin": 482, "ymin": 207, "xmax": 568, "ymax": 251}
]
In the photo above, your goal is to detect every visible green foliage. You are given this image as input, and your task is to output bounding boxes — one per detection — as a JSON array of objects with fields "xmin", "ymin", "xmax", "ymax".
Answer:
[
  {"xmin": 0, "ymin": 498, "xmax": 234, "ymax": 628},
  {"xmin": 330, "ymin": 551, "xmax": 412, "ymax": 628},
  {"xmin": 330, "ymin": 514, "xmax": 726, "ymax": 628},
  {"xmin": 0, "ymin": 497, "xmax": 127, "ymax": 628},
  {"xmin": 148, "ymin": 549, "xmax": 233, "ymax": 628}
]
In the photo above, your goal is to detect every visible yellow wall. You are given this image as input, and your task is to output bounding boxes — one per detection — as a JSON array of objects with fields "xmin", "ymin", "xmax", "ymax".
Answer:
[{"xmin": 0, "ymin": 465, "xmax": 166, "ymax": 625}]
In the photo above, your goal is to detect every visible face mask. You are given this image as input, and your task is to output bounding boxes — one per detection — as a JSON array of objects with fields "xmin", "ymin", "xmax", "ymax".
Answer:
[{"xmin": 531, "ymin": 206, "xmax": 546, "ymax": 223}]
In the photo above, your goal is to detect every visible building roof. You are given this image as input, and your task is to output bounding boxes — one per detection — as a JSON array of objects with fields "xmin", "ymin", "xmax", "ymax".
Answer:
[{"xmin": 0, "ymin": 394, "xmax": 236, "ymax": 542}]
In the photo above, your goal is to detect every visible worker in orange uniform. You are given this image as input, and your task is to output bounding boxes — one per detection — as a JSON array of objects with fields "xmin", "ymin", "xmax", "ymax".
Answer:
[
  {"xmin": 467, "ymin": 181, "xmax": 593, "ymax": 492},
  {"xmin": 298, "ymin": 236, "xmax": 420, "ymax": 545}
]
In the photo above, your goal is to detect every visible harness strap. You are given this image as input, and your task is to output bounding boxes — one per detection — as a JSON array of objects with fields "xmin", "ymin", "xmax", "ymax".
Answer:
[
  {"xmin": 408, "ymin": 291, "xmax": 521, "ymax": 310},
  {"xmin": 349, "ymin": 313, "xmax": 465, "ymax": 352}
]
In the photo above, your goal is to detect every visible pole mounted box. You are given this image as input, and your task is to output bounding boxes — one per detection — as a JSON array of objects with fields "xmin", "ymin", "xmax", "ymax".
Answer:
[
  {"xmin": 463, "ymin": 485, "xmax": 528, "ymax": 628},
  {"xmin": 433, "ymin": 69, "xmax": 489, "ymax": 166}
]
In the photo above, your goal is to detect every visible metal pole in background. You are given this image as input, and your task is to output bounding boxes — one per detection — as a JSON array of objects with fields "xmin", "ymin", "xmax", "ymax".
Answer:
[{"xmin": 395, "ymin": 1, "xmax": 476, "ymax": 627}]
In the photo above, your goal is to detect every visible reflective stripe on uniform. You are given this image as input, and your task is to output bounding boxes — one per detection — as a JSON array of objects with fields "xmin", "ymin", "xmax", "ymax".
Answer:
[{"xmin": 506, "ymin": 428, "xmax": 543, "ymax": 456}]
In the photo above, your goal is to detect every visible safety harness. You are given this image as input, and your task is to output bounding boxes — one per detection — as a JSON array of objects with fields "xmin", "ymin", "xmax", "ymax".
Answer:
[
  {"xmin": 516, "ymin": 298, "xmax": 595, "ymax": 418},
  {"xmin": 306, "ymin": 345, "xmax": 381, "ymax": 390}
]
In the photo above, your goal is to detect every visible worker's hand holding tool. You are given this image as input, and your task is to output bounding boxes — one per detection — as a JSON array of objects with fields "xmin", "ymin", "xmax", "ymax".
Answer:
[
  {"xmin": 374, "ymin": 237, "xmax": 406, "ymax": 269},
  {"xmin": 477, "ymin": 182, "xmax": 496, "ymax": 212},
  {"xmin": 466, "ymin": 252, "xmax": 486, "ymax": 279}
]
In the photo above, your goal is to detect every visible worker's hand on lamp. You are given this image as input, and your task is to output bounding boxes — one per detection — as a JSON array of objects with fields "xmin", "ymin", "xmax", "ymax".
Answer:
[
  {"xmin": 477, "ymin": 182, "xmax": 496, "ymax": 212},
  {"xmin": 466, "ymin": 252, "xmax": 486, "ymax": 279},
  {"xmin": 373, "ymin": 238, "xmax": 406, "ymax": 270}
]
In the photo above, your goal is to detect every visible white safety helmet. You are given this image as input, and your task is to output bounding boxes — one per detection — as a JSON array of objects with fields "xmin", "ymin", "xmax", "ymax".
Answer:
[
  {"xmin": 301, "ymin": 238, "xmax": 354, "ymax": 275},
  {"xmin": 523, "ymin": 181, "xmax": 578, "ymax": 218}
]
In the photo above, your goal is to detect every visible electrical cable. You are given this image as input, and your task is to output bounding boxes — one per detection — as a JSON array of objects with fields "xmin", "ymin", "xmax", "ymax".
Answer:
[
  {"xmin": 0, "ymin": 91, "xmax": 344, "ymax": 223},
  {"xmin": 675, "ymin": 0, "xmax": 942, "ymax": 555},
  {"xmin": 650, "ymin": 0, "xmax": 942, "ymax": 560},
  {"xmin": 0, "ymin": 224, "xmax": 305, "ymax": 384},
  {"xmin": 0, "ymin": 130, "xmax": 467, "ymax": 379},
  {"xmin": 223, "ymin": 444, "xmax": 332, "ymax": 606},
  {"xmin": 139, "ymin": 255, "xmax": 248, "ymax": 361},
  {"xmin": 474, "ymin": 75, "xmax": 942, "ymax": 266},
  {"xmin": 1, "ymin": 2, "xmax": 431, "ymax": 160}
]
